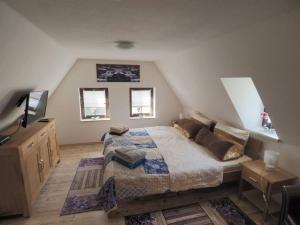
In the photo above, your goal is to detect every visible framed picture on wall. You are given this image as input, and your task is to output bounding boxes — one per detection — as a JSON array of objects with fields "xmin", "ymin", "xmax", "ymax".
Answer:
[{"xmin": 96, "ymin": 64, "xmax": 140, "ymax": 82}]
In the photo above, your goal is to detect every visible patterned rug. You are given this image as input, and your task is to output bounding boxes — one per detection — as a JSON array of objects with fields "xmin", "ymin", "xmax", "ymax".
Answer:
[
  {"xmin": 60, "ymin": 157, "xmax": 104, "ymax": 215},
  {"xmin": 125, "ymin": 198, "xmax": 256, "ymax": 225}
]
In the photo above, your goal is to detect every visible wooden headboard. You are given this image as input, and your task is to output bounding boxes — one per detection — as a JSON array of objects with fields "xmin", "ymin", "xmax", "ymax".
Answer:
[{"xmin": 244, "ymin": 137, "xmax": 264, "ymax": 160}]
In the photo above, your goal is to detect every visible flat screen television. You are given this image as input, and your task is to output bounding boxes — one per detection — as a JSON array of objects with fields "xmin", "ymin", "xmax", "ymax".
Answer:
[{"xmin": 21, "ymin": 91, "xmax": 49, "ymax": 128}]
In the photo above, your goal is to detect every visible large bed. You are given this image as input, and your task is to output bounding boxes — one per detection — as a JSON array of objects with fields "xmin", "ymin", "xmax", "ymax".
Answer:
[{"xmin": 98, "ymin": 125, "xmax": 263, "ymax": 217}]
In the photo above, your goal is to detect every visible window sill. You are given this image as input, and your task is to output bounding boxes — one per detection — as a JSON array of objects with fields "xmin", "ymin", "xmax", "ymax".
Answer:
[
  {"xmin": 251, "ymin": 127, "xmax": 280, "ymax": 142},
  {"xmin": 130, "ymin": 116, "xmax": 156, "ymax": 120},
  {"xmin": 80, "ymin": 118, "xmax": 111, "ymax": 122}
]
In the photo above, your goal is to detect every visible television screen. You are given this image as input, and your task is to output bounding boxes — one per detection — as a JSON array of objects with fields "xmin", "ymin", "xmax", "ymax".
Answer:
[{"xmin": 22, "ymin": 91, "xmax": 48, "ymax": 127}]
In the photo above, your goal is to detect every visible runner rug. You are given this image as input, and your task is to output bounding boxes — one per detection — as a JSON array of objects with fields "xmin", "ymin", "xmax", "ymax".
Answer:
[
  {"xmin": 60, "ymin": 157, "xmax": 104, "ymax": 215},
  {"xmin": 125, "ymin": 197, "xmax": 257, "ymax": 225}
]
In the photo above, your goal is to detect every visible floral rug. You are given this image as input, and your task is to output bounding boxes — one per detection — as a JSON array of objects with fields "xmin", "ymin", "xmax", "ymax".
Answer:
[
  {"xmin": 60, "ymin": 157, "xmax": 104, "ymax": 215},
  {"xmin": 125, "ymin": 197, "xmax": 257, "ymax": 225}
]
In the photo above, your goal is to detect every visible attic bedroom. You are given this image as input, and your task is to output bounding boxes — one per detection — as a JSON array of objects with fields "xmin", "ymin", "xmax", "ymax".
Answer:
[{"xmin": 0, "ymin": 1, "xmax": 299, "ymax": 225}]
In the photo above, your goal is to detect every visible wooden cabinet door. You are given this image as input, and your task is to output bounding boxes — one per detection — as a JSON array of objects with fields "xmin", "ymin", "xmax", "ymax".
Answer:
[
  {"xmin": 24, "ymin": 148, "xmax": 42, "ymax": 204},
  {"xmin": 39, "ymin": 139, "xmax": 51, "ymax": 183},
  {"xmin": 49, "ymin": 129, "xmax": 59, "ymax": 165}
]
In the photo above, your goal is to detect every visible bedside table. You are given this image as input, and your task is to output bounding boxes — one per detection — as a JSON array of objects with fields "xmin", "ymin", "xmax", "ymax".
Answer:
[{"xmin": 239, "ymin": 160, "xmax": 297, "ymax": 221}]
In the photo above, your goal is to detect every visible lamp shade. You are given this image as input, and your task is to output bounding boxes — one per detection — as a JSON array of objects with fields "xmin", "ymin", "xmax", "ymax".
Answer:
[{"xmin": 264, "ymin": 150, "xmax": 280, "ymax": 169}]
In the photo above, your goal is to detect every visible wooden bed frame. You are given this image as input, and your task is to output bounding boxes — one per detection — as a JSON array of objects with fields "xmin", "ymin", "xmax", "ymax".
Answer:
[{"xmin": 107, "ymin": 137, "xmax": 263, "ymax": 217}]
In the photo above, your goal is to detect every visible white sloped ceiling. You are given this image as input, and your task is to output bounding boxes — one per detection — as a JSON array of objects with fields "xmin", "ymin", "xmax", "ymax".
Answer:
[
  {"xmin": 0, "ymin": 1, "xmax": 76, "ymax": 130},
  {"xmin": 1, "ymin": 0, "xmax": 300, "ymax": 149},
  {"xmin": 157, "ymin": 6, "xmax": 300, "ymax": 146}
]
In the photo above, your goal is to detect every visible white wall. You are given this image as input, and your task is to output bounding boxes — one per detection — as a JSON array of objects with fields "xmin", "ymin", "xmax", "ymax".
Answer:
[
  {"xmin": 47, "ymin": 59, "xmax": 182, "ymax": 144},
  {"xmin": 0, "ymin": 1, "xmax": 76, "ymax": 131},
  {"xmin": 158, "ymin": 7, "xmax": 300, "ymax": 145},
  {"xmin": 157, "ymin": 8, "xmax": 300, "ymax": 178}
]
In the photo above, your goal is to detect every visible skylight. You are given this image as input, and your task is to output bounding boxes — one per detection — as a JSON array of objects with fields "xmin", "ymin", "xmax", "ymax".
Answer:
[{"xmin": 221, "ymin": 77, "xmax": 279, "ymax": 140}]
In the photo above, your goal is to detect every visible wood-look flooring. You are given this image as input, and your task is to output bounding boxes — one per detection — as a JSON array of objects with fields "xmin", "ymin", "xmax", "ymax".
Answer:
[{"xmin": 0, "ymin": 144, "xmax": 277, "ymax": 225}]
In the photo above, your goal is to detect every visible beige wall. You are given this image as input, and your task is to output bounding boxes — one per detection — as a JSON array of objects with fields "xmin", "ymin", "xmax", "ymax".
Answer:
[
  {"xmin": 47, "ymin": 59, "xmax": 182, "ymax": 144},
  {"xmin": 157, "ymin": 7, "xmax": 300, "ymax": 178},
  {"xmin": 0, "ymin": 1, "xmax": 76, "ymax": 131}
]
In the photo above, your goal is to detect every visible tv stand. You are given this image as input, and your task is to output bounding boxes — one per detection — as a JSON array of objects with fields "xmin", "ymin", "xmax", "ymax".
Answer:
[{"xmin": 0, "ymin": 118, "xmax": 60, "ymax": 217}]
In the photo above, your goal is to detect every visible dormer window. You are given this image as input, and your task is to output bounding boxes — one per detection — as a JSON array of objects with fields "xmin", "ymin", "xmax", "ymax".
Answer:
[{"xmin": 221, "ymin": 77, "xmax": 278, "ymax": 140}]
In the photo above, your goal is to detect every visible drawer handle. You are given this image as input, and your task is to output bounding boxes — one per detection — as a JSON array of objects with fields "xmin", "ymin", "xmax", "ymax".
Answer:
[
  {"xmin": 249, "ymin": 176, "xmax": 258, "ymax": 183},
  {"xmin": 41, "ymin": 132, "xmax": 46, "ymax": 137},
  {"xmin": 27, "ymin": 142, "xmax": 34, "ymax": 148},
  {"xmin": 38, "ymin": 161, "xmax": 43, "ymax": 171},
  {"xmin": 40, "ymin": 159, "xmax": 45, "ymax": 170}
]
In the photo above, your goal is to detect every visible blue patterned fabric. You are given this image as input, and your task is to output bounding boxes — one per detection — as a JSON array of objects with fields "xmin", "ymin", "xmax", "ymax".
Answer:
[
  {"xmin": 103, "ymin": 151, "xmax": 115, "ymax": 168},
  {"xmin": 98, "ymin": 128, "xmax": 170, "ymax": 212},
  {"xmin": 128, "ymin": 130, "xmax": 149, "ymax": 136},
  {"xmin": 144, "ymin": 159, "xmax": 169, "ymax": 174},
  {"xmin": 209, "ymin": 197, "xmax": 256, "ymax": 225},
  {"xmin": 134, "ymin": 140, "xmax": 157, "ymax": 149},
  {"xmin": 79, "ymin": 157, "xmax": 104, "ymax": 167},
  {"xmin": 114, "ymin": 139, "xmax": 133, "ymax": 147},
  {"xmin": 104, "ymin": 136, "xmax": 113, "ymax": 149},
  {"xmin": 113, "ymin": 156, "xmax": 145, "ymax": 169},
  {"xmin": 125, "ymin": 213, "xmax": 154, "ymax": 225},
  {"xmin": 96, "ymin": 177, "xmax": 117, "ymax": 211}
]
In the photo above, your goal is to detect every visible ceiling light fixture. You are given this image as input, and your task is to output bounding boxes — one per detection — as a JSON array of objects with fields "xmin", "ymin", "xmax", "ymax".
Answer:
[{"xmin": 115, "ymin": 40, "xmax": 135, "ymax": 49}]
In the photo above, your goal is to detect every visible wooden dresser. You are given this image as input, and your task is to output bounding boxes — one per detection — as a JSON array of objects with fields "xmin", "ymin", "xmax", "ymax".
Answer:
[{"xmin": 0, "ymin": 118, "xmax": 60, "ymax": 217}]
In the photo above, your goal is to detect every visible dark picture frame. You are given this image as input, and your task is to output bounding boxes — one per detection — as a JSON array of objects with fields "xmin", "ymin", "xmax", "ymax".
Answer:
[{"xmin": 96, "ymin": 64, "xmax": 140, "ymax": 82}]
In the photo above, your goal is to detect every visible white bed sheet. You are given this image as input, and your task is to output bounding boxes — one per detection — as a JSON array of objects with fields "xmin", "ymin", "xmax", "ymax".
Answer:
[
  {"xmin": 146, "ymin": 126, "xmax": 223, "ymax": 192},
  {"xmin": 146, "ymin": 126, "xmax": 252, "ymax": 191}
]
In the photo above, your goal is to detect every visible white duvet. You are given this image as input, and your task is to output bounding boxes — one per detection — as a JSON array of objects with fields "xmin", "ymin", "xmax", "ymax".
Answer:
[{"xmin": 146, "ymin": 126, "xmax": 223, "ymax": 192}]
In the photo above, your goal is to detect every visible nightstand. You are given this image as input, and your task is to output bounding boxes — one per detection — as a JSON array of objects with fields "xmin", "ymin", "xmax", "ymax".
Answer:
[{"xmin": 239, "ymin": 160, "xmax": 297, "ymax": 221}]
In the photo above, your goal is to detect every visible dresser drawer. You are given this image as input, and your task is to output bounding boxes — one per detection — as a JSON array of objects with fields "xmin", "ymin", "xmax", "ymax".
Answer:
[
  {"xmin": 49, "ymin": 121, "xmax": 55, "ymax": 129},
  {"xmin": 242, "ymin": 167, "xmax": 266, "ymax": 192},
  {"xmin": 21, "ymin": 137, "xmax": 38, "ymax": 156},
  {"xmin": 37, "ymin": 128, "xmax": 49, "ymax": 143}
]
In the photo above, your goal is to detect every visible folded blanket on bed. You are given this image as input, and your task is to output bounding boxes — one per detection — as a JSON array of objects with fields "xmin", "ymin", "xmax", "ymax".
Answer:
[
  {"xmin": 115, "ymin": 147, "xmax": 146, "ymax": 164},
  {"xmin": 113, "ymin": 147, "xmax": 146, "ymax": 169},
  {"xmin": 110, "ymin": 125, "xmax": 129, "ymax": 135},
  {"xmin": 113, "ymin": 156, "xmax": 145, "ymax": 169}
]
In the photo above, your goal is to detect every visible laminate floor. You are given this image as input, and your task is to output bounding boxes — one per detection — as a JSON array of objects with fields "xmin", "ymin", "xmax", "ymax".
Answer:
[{"xmin": 0, "ymin": 144, "xmax": 277, "ymax": 225}]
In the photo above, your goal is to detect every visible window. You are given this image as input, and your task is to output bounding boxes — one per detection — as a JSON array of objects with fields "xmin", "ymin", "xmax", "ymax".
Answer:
[
  {"xmin": 130, "ymin": 88, "xmax": 155, "ymax": 118},
  {"xmin": 79, "ymin": 88, "xmax": 109, "ymax": 121},
  {"xmin": 221, "ymin": 77, "xmax": 278, "ymax": 140}
]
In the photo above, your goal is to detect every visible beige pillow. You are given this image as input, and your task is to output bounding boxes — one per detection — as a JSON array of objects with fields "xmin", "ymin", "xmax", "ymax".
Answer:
[
  {"xmin": 214, "ymin": 123, "xmax": 250, "ymax": 160},
  {"xmin": 223, "ymin": 142, "xmax": 244, "ymax": 161}
]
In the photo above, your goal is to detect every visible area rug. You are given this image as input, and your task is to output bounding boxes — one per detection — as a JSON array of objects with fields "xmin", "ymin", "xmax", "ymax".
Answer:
[
  {"xmin": 125, "ymin": 197, "xmax": 256, "ymax": 225},
  {"xmin": 60, "ymin": 157, "xmax": 104, "ymax": 215}
]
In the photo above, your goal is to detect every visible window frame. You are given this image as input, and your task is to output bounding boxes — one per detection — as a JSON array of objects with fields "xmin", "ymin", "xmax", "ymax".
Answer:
[
  {"xmin": 221, "ymin": 77, "xmax": 279, "ymax": 141},
  {"xmin": 129, "ymin": 87, "xmax": 155, "ymax": 119},
  {"xmin": 79, "ymin": 88, "xmax": 110, "ymax": 121}
]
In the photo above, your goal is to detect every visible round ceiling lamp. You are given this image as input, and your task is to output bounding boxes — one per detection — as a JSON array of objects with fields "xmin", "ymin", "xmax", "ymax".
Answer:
[{"xmin": 115, "ymin": 40, "xmax": 135, "ymax": 49}]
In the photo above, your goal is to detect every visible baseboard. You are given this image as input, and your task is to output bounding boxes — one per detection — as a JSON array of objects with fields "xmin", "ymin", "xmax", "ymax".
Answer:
[{"xmin": 60, "ymin": 141, "xmax": 101, "ymax": 148}]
